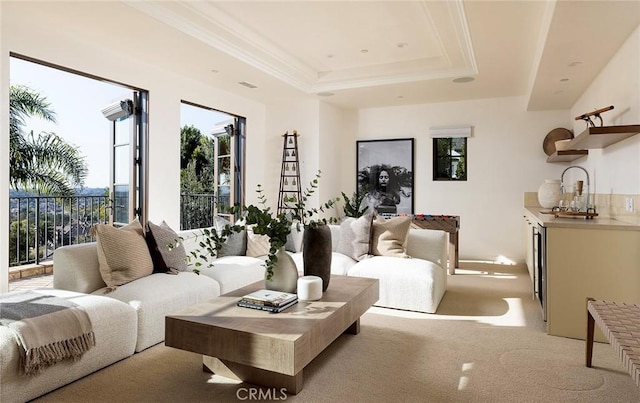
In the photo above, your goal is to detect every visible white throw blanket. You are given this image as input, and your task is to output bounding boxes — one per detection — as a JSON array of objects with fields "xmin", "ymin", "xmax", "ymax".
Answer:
[{"xmin": 0, "ymin": 291, "xmax": 95, "ymax": 375}]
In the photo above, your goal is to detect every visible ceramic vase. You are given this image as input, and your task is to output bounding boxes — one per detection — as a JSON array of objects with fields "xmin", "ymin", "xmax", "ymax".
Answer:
[
  {"xmin": 538, "ymin": 179, "xmax": 562, "ymax": 209},
  {"xmin": 265, "ymin": 247, "xmax": 298, "ymax": 293},
  {"xmin": 302, "ymin": 224, "xmax": 332, "ymax": 291}
]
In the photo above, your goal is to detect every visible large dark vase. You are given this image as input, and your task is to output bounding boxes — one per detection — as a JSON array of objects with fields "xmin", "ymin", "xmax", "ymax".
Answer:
[{"xmin": 302, "ymin": 224, "xmax": 332, "ymax": 291}]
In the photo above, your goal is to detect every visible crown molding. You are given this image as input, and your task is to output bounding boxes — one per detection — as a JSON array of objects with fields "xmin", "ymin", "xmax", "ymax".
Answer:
[{"xmin": 125, "ymin": 0, "xmax": 478, "ymax": 94}]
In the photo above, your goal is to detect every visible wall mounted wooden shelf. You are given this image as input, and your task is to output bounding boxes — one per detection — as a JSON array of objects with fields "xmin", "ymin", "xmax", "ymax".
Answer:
[
  {"xmin": 547, "ymin": 149, "xmax": 588, "ymax": 163},
  {"xmin": 547, "ymin": 124, "xmax": 640, "ymax": 163},
  {"xmin": 570, "ymin": 124, "xmax": 640, "ymax": 149}
]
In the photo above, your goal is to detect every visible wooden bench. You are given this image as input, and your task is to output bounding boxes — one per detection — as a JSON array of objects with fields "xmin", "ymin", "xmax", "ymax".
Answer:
[{"xmin": 586, "ymin": 298, "xmax": 640, "ymax": 390}]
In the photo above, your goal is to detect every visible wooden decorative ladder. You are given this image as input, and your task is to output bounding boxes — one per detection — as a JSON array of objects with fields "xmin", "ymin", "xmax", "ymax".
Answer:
[{"xmin": 277, "ymin": 131, "xmax": 302, "ymax": 218}]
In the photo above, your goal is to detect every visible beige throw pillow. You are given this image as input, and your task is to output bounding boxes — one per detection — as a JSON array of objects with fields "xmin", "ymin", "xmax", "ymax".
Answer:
[
  {"xmin": 337, "ymin": 212, "xmax": 374, "ymax": 261},
  {"xmin": 370, "ymin": 216, "xmax": 412, "ymax": 258},
  {"xmin": 94, "ymin": 219, "xmax": 154, "ymax": 288},
  {"xmin": 246, "ymin": 225, "xmax": 271, "ymax": 257}
]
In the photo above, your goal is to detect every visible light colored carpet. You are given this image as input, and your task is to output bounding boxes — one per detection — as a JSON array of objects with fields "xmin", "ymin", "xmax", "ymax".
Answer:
[{"xmin": 34, "ymin": 263, "xmax": 640, "ymax": 402}]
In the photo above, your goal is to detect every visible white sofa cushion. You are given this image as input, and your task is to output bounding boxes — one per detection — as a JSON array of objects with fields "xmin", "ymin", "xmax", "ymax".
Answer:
[
  {"xmin": 54, "ymin": 243, "xmax": 107, "ymax": 294},
  {"xmin": 92, "ymin": 272, "xmax": 220, "ymax": 352},
  {"xmin": 199, "ymin": 255, "xmax": 266, "ymax": 294},
  {"xmin": 0, "ymin": 289, "xmax": 137, "ymax": 403},
  {"xmin": 347, "ymin": 256, "xmax": 446, "ymax": 313},
  {"xmin": 288, "ymin": 251, "xmax": 357, "ymax": 276}
]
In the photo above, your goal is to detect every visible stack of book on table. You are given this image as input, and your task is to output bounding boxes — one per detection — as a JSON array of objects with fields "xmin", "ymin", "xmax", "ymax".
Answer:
[{"xmin": 237, "ymin": 289, "xmax": 298, "ymax": 313}]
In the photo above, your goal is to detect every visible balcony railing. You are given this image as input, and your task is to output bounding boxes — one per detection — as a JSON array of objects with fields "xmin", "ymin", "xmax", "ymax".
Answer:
[
  {"xmin": 9, "ymin": 193, "xmax": 228, "ymax": 267},
  {"xmin": 180, "ymin": 193, "xmax": 230, "ymax": 230},
  {"xmin": 9, "ymin": 195, "xmax": 110, "ymax": 267}
]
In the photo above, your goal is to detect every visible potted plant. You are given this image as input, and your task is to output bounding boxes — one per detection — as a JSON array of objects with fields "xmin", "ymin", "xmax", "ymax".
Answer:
[
  {"xmin": 242, "ymin": 185, "xmax": 296, "ymax": 287},
  {"xmin": 188, "ymin": 184, "xmax": 298, "ymax": 292},
  {"xmin": 341, "ymin": 188, "xmax": 370, "ymax": 218}
]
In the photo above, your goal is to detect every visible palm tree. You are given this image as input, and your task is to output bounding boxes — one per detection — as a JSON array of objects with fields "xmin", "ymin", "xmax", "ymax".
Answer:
[{"xmin": 9, "ymin": 85, "xmax": 88, "ymax": 196}]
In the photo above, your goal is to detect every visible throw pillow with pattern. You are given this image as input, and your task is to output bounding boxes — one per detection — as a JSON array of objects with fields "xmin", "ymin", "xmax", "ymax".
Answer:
[
  {"xmin": 145, "ymin": 220, "xmax": 188, "ymax": 273},
  {"xmin": 93, "ymin": 219, "xmax": 154, "ymax": 289}
]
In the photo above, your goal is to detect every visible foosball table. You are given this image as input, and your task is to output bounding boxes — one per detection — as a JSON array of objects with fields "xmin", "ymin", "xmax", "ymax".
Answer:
[{"xmin": 411, "ymin": 214, "xmax": 460, "ymax": 275}]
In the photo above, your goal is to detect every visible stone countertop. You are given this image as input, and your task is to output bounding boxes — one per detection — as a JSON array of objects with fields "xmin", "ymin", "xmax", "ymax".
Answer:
[{"xmin": 523, "ymin": 207, "xmax": 640, "ymax": 231}]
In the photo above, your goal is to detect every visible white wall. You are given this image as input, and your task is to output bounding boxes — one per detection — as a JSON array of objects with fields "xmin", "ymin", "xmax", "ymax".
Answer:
[
  {"xmin": 264, "ymin": 100, "xmax": 355, "ymax": 217},
  {"xmin": 570, "ymin": 25, "xmax": 640, "ymax": 195},
  {"xmin": 1, "ymin": 2, "xmax": 267, "ymax": 292},
  {"xmin": 357, "ymin": 96, "xmax": 569, "ymax": 262},
  {"xmin": 264, "ymin": 100, "xmax": 321, "ymax": 209}
]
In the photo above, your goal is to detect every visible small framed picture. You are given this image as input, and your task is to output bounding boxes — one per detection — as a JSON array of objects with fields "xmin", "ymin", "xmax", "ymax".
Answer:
[{"xmin": 356, "ymin": 138, "xmax": 414, "ymax": 215}]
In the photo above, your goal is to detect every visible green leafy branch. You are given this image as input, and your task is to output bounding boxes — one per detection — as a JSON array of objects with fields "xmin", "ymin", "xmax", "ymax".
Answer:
[{"xmin": 287, "ymin": 170, "xmax": 339, "ymax": 229}]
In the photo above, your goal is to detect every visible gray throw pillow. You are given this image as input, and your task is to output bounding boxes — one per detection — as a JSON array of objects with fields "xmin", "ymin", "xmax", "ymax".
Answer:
[
  {"xmin": 285, "ymin": 224, "xmax": 304, "ymax": 253},
  {"xmin": 146, "ymin": 220, "xmax": 188, "ymax": 273},
  {"xmin": 218, "ymin": 229, "xmax": 247, "ymax": 257},
  {"xmin": 212, "ymin": 216, "xmax": 247, "ymax": 257},
  {"xmin": 337, "ymin": 212, "xmax": 374, "ymax": 261}
]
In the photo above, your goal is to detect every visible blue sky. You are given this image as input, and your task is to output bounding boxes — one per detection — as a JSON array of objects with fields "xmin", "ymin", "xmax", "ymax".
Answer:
[{"xmin": 10, "ymin": 57, "xmax": 231, "ymax": 188}]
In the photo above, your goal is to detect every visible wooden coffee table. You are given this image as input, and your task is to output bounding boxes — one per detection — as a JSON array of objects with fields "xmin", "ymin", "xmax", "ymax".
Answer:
[{"xmin": 165, "ymin": 275, "xmax": 379, "ymax": 394}]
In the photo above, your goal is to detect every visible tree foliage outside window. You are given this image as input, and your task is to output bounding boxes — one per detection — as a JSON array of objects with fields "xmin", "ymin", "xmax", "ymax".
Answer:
[
  {"xmin": 180, "ymin": 125, "xmax": 216, "ymax": 193},
  {"xmin": 9, "ymin": 85, "xmax": 88, "ymax": 196},
  {"xmin": 433, "ymin": 137, "xmax": 467, "ymax": 181}
]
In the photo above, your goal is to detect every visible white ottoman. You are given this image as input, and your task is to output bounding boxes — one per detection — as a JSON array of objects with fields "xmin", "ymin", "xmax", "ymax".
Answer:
[
  {"xmin": 0, "ymin": 289, "xmax": 137, "ymax": 403},
  {"xmin": 347, "ymin": 256, "xmax": 446, "ymax": 313}
]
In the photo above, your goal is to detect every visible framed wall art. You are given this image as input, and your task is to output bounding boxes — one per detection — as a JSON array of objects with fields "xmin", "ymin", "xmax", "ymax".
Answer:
[{"xmin": 356, "ymin": 138, "xmax": 414, "ymax": 215}]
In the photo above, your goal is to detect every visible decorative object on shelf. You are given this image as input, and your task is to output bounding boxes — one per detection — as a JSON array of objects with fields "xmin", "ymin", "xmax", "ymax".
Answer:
[
  {"xmin": 356, "ymin": 138, "xmax": 414, "ymax": 215},
  {"xmin": 265, "ymin": 247, "xmax": 298, "ymax": 293},
  {"xmin": 543, "ymin": 128, "xmax": 573, "ymax": 156},
  {"xmin": 575, "ymin": 105, "xmax": 614, "ymax": 128},
  {"xmin": 538, "ymin": 179, "xmax": 562, "ymax": 209}
]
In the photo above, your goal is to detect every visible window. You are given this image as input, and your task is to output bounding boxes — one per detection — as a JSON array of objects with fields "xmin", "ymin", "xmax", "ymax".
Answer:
[
  {"xmin": 433, "ymin": 137, "xmax": 467, "ymax": 181},
  {"xmin": 179, "ymin": 102, "xmax": 245, "ymax": 230}
]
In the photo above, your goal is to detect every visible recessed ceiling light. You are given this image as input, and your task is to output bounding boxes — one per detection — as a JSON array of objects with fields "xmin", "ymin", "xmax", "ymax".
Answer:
[
  {"xmin": 327, "ymin": 54, "xmax": 334, "ymax": 59},
  {"xmin": 397, "ymin": 43, "xmax": 408, "ymax": 48},
  {"xmin": 568, "ymin": 61, "xmax": 582, "ymax": 67},
  {"xmin": 560, "ymin": 78, "xmax": 569, "ymax": 82},
  {"xmin": 316, "ymin": 92, "xmax": 334, "ymax": 97},
  {"xmin": 360, "ymin": 49, "xmax": 368, "ymax": 54},
  {"xmin": 238, "ymin": 81, "xmax": 258, "ymax": 89},
  {"xmin": 396, "ymin": 95, "xmax": 404, "ymax": 99},
  {"xmin": 211, "ymin": 69, "xmax": 219, "ymax": 73},
  {"xmin": 452, "ymin": 77, "xmax": 474, "ymax": 83}
]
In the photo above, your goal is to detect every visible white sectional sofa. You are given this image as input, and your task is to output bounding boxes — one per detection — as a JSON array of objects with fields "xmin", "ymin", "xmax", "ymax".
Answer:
[
  {"xmin": 289, "ymin": 224, "xmax": 448, "ymax": 313},
  {"xmin": 0, "ymin": 289, "xmax": 137, "ymax": 403},
  {"xmin": 1, "ymin": 222, "xmax": 448, "ymax": 402}
]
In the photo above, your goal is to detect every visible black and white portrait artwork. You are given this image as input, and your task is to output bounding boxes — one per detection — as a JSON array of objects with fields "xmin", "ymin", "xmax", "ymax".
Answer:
[{"xmin": 356, "ymin": 138, "xmax": 414, "ymax": 215}]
